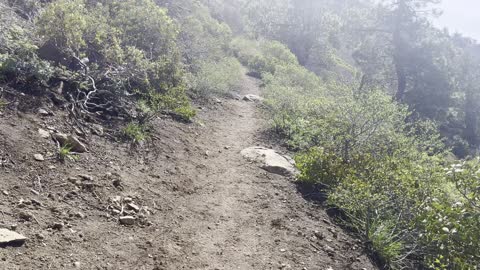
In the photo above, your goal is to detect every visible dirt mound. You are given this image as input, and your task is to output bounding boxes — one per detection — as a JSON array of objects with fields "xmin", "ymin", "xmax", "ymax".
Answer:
[{"xmin": 0, "ymin": 75, "xmax": 376, "ymax": 269}]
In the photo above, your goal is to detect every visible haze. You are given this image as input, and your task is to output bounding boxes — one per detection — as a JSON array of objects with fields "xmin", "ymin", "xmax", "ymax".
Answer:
[{"xmin": 435, "ymin": 0, "xmax": 480, "ymax": 40}]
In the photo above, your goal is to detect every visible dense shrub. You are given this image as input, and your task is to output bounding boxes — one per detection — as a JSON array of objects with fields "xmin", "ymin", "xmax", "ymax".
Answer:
[
  {"xmin": 0, "ymin": 2, "xmax": 52, "ymax": 85},
  {"xmin": 187, "ymin": 57, "xmax": 243, "ymax": 98},
  {"xmin": 34, "ymin": 0, "xmax": 194, "ymax": 119},
  {"xmin": 241, "ymin": 36, "xmax": 480, "ymax": 269}
]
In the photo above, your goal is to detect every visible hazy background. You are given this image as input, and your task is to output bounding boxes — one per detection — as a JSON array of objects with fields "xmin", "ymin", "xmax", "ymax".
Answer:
[{"xmin": 434, "ymin": 0, "xmax": 480, "ymax": 41}]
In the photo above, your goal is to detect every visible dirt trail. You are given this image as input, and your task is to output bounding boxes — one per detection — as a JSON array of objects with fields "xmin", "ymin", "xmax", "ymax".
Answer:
[
  {"xmin": 155, "ymin": 75, "xmax": 375, "ymax": 270},
  {"xmin": 0, "ymin": 74, "xmax": 376, "ymax": 269}
]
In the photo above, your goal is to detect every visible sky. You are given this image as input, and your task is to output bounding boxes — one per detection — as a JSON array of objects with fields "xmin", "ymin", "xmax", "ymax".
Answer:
[{"xmin": 433, "ymin": 0, "xmax": 480, "ymax": 41}]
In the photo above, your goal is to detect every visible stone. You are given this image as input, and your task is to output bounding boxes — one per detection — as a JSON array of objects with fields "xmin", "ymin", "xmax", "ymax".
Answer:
[
  {"xmin": 34, "ymin": 154, "xmax": 45, "ymax": 161},
  {"xmin": 38, "ymin": 108, "xmax": 50, "ymax": 116},
  {"xmin": 78, "ymin": 174, "xmax": 94, "ymax": 181},
  {"xmin": 91, "ymin": 124, "xmax": 104, "ymax": 136},
  {"xmin": 241, "ymin": 147, "xmax": 298, "ymax": 176},
  {"xmin": 52, "ymin": 133, "xmax": 88, "ymax": 153},
  {"xmin": 127, "ymin": 203, "xmax": 140, "ymax": 212},
  {"xmin": 0, "ymin": 228, "xmax": 27, "ymax": 247},
  {"xmin": 119, "ymin": 216, "xmax": 136, "ymax": 225},
  {"xmin": 38, "ymin": 128, "xmax": 51, "ymax": 139},
  {"xmin": 242, "ymin": 94, "xmax": 264, "ymax": 102}
]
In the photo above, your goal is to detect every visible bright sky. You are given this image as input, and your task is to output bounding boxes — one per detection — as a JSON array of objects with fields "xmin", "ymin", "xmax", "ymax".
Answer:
[{"xmin": 434, "ymin": 0, "xmax": 480, "ymax": 41}]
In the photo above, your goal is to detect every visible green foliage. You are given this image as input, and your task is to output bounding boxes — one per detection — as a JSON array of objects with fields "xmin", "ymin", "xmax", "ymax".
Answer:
[
  {"xmin": 187, "ymin": 57, "xmax": 243, "ymax": 97},
  {"xmin": 35, "ymin": 0, "xmax": 194, "ymax": 120},
  {"xmin": 123, "ymin": 122, "xmax": 148, "ymax": 143},
  {"xmin": 239, "ymin": 34, "xmax": 480, "ymax": 268},
  {"xmin": 57, "ymin": 145, "xmax": 78, "ymax": 162},
  {"xmin": 0, "ymin": 3, "xmax": 52, "ymax": 85},
  {"xmin": 231, "ymin": 38, "xmax": 298, "ymax": 78}
]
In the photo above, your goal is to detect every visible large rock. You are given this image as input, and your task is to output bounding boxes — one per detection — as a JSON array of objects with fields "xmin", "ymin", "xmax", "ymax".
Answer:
[
  {"xmin": 242, "ymin": 94, "xmax": 264, "ymax": 102},
  {"xmin": 241, "ymin": 147, "xmax": 298, "ymax": 176},
  {"xmin": 52, "ymin": 133, "xmax": 88, "ymax": 153},
  {"xmin": 0, "ymin": 228, "xmax": 27, "ymax": 247}
]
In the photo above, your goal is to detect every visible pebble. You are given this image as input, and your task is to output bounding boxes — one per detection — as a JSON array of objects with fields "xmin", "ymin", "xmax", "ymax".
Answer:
[
  {"xmin": 119, "ymin": 216, "xmax": 136, "ymax": 225},
  {"xmin": 34, "ymin": 154, "xmax": 45, "ymax": 161},
  {"xmin": 38, "ymin": 128, "xmax": 50, "ymax": 139},
  {"xmin": 127, "ymin": 203, "xmax": 140, "ymax": 212}
]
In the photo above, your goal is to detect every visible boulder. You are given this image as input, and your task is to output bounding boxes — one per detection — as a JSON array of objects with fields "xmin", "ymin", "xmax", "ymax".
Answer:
[
  {"xmin": 242, "ymin": 94, "xmax": 264, "ymax": 102},
  {"xmin": 0, "ymin": 228, "xmax": 27, "ymax": 247},
  {"xmin": 241, "ymin": 147, "xmax": 298, "ymax": 176},
  {"xmin": 34, "ymin": 154, "xmax": 45, "ymax": 161},
  {"xmin": 52, "ymin": 133, "xmax": 88, "ymax": 153},
  {"xmin": 38, "ymin": 128, "xmax": 51, "ymax": 139}
]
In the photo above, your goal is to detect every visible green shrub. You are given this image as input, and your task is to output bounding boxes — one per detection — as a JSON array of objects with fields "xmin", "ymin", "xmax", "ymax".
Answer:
[
  {"xmin": 123, "ymin": 122, "xmax": 149, "ymax": 142},
  {"xmin": 36, "ymin": 0, "xmax": 193, "ymax": 121},
  {"xmin": 187, "ymin": 57, "xmax": 243, "ymax": 97}
]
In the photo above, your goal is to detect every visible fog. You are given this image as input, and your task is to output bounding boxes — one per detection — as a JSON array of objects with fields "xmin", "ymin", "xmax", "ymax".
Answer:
[{"xmin": 434, "ymin": 0, "xmax": 480, "ymax": 40}]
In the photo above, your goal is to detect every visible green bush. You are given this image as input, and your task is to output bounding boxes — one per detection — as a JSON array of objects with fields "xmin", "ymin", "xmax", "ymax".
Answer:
[
  {"xmin": 35, "ymin": 0, "xmax": 195, "ymax": 121},
  {"xmin": 187, "ymin": 57, "xmax": 243, "ymax": 97},
  {"xmin": 123, "ymin": 122, "xmax": 149, "ymax": 142},
  {"xmin": 0, "ymin": 3, "xmax": 52, "ymax": 85},
  {"xmin": 241, "ymin": 35, "xmax": 480, "ymax": 269}
]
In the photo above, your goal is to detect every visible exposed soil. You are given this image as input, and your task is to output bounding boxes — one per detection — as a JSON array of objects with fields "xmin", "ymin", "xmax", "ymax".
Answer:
[{"xmin": 0, "ymin": 74, "xmax": 377, "ymax": 269}]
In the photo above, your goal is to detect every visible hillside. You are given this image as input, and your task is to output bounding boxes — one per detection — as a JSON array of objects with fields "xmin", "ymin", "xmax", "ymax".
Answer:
[{"xmin": 1, "ymin": 0, "xmax": 480, "ymax": 269}]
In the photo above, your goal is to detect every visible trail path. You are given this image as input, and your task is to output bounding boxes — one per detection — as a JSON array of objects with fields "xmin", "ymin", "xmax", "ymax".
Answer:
[{"xmin": 156, "ymin": 74, "xmax": 376, "ymax": 270}]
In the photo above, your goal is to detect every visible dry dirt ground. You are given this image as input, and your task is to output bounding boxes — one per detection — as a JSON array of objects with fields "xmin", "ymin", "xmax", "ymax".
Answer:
[{"xmin": 0, "ymin": 74, "xmax": 377, "ymax": 270}]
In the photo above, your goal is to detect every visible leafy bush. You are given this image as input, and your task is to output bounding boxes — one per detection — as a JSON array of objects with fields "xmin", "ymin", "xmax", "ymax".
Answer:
[
  {"xmin": 187, "ymin": 57, "xmax": 243, "ymax": 98},
  {"xmin": 0, "ymin": 2, "xmax": 52, "ymax": 85},
  {"xmin": 123, "ymin": 122, "xmax": 149, "ymax": 143},
  {"xmin": 243, "ymin": 35, "xmax": 480, "ymax": 269},
  {"xmin": 35, "ymin": 0, "xmax": 194, "ymax": 120}
]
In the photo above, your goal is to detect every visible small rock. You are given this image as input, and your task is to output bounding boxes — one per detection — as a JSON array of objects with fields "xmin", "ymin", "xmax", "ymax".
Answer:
[
  {"xmin": 51, "ymin": 222, "xmax": 64, "ymax": 230},
  {"xmin": 52, "ymin": 133, "xmax": 88, "ymax": 153},
  {"xmin": 241, "ymin": 147, "xmax": 298, "ymax": 176},
  {"xmin": 2, "ymin": 190, "xmax": 9, "ymax": 196},
  {"xmin": 38, "ymin": 108, "xmax": 50, "ymax": 116},
  {"xmin": 324, "ymin": 245, "xmax": 335, "ymax": 255},
  {"xmin": 123, "ymin": 197, "xmax": 133, "ymax": 203},
  {"xmin": 38, "ymin": 128, "xmax": 51, "ymax": 139},
  {"xmin": 127, "ymin": 203, "xmax": 140, "ymax": 212},
  {"xmin": 78, "ymin": 174, "xmax": 94, "ymax": 181},
  {"xmin": 34, "ymin": 154, "xmax": 45, "ymax": 161},
  {"xmin": 214, "ymin": 98, "xmax": 222, "ymax": 104},
  {"xmin": 243, "ymin": 94, "xmax": 264, "ymax": 102},
  {"xmin": 73, "ymin": 261, "xmax": 81, "ymax": 268},
  {"xmin": 0, "ymin": 228, "xmax": 27, "ymax": 247},
  {"xmin": 119, "ymin": 216, "xmax": 136, "ymax": 225},
  {"xmin": 91, "ymin": 124, "xmax": 104, "ymax": 136},
  {"xmin": 75, "ymin": 212, "xmax": 86, "ymax": 219},
  {"xmin": 18, "ymin": 211, "xmax": 34, "ymax": 221},
  {"xmin": 314, "ymin": 230, "xmax": 325, "ymax": 239}
]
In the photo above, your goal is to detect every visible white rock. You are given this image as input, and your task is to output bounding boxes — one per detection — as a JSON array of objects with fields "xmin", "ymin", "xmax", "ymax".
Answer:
[
  {"xmin": 119, "ymin": 216, "xmax": 136, "ymax": 225},
  {"xmin": 34, "ymin": 154, "xmax": 45, "ymax": 161},
  {"xmin": 52, "ymin": 133, "xmax": 88, "ymax": 153},
  {"xmin": 38, "ymin": 108, "xmax": 50, "ymax": 116},
  {"xmin": 0, "ymin": 228, "xmax": 27, "ymax": 246},
  {"xmin": 242, "ymin": 94, "xmax": 264, "ymax": 102},
  {"xmin": 241, "ymin": 147, "xmax": 298, "ymax": 176},
  {"xmin": 38, "ymin": 128, "xmax": 51, "ymax": 139}
]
